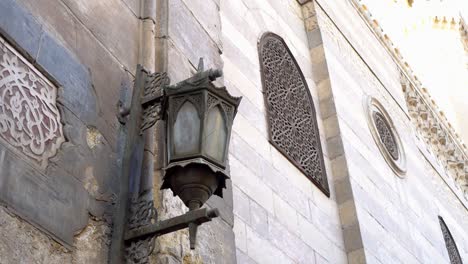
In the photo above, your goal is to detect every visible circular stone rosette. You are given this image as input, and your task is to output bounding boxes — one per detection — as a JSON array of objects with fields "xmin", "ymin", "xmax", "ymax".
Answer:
[{"xmin": 364, "ymin": 96, "xmax": 406, "ymax": 176}]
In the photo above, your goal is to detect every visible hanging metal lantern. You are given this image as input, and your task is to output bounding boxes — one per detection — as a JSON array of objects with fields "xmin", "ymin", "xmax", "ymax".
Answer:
[
  {"xmin": 162, "ymin": 59, "xmax": 241, "ymax": 213},
  {"xmin": 111, "ymin": 58, "xmax": 242, "ymax": 263}
]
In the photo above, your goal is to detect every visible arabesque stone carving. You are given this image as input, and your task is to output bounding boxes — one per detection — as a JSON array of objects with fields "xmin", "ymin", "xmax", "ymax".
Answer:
[
  {"xmin": 0, "ymin": 37, "xmax": 64, "ymax": 168},
  {"xmin": 402, "ymin": 75, "xmax": 468, "ymax": 199}
]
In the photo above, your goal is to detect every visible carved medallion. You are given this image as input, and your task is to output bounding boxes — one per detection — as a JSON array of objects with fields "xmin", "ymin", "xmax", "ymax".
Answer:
[
  {"xmin": 365, "ymin": 97, "xmax": 406, "ymax": 176},
  {"xmin": 438, "ymin": 217, "xmax": 463, "ymax": 264},
  {"xmin": 258, "ymin": 33, "xmax": 329, "ymax": 195},
  {"xmin": 0, "ymin": 37, "xmax": 64, "ymax": 168}
]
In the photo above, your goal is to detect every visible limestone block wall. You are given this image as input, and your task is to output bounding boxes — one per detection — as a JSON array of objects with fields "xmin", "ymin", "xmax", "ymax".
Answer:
[
  {"xmin": 0, "ymin": 0, "xmax": 138, "ymax": 262},
  {"xmin": 150, "ymin": 0, "xmax": 237, "ymax": 263},
  {"xmin": 221, "ymin": 0, "xmax": 347, "ymax": 263},
  {"xmin": 315, "ymin": 0, "xmax": 468, "ymax": 263}
]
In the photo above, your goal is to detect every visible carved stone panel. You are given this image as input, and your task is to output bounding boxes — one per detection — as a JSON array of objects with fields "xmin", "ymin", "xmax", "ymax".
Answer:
[
  {"xmin": 258, "ymin": 33, "xmax": 329, "ymax": 195},
  {"xmin": 0, "ymin": 37, "xmax": 64, "ymax": 169},
  {"xmin": 438, "ymin": 217, "xmax": 463, "ymax": 264},
  {"xmin": 365, "ymin": 97, "xmax": 406, "ymax": 176}
]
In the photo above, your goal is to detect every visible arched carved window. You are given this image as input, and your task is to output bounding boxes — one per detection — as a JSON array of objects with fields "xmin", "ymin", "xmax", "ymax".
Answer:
[
  {"xmin": 258, "ymin": 33, "xmax": 329, "ymax": 196},
  {"xmin": 438, "ymin": 217, "xmax": 463, "ymax": 264}
]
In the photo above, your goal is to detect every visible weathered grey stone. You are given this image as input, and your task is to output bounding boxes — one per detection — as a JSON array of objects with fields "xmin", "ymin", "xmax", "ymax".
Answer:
[
  {"xmin": 0, "ymin": 143, "xmax": 90, "ymax": 245},
  {"xmin": 347, "ymin": 248, "xmax": 366, "ymax": 264},
  {"xmin": 233, "ymin": 216, "xmax": 248, "ymax": 253},
  {"xmin": 338, "ymin": 200, "xmax": 358, "ymax": 228},
  {"xmin": 323, "ymin": 115, "xmax": 340, "ymax": 139},
  {"xmin": 232, "ymin": 185, "xmax": 251, "ymax": 223},
  {"xmin": 206, "ymin": 179, "xmax": 234, "ymax": 226},
  {"xmin": 229, "ymin": 157, "xmax": 274, "ymax": 214},
  {"xmin": 308, "ymin": 200, "xmax": 345, "ymax": 249},
  {"xmin": 181, "ymin": 0, "xmax": 222, "ymax": 50},
  {"xmin": 122, "ymin": 0, "xmax": 139, "ymax": 17},
  {"xmin": 245, "ymin": 225, "xmax": 294, "ymax": 264},
  {"xmin": 60, "ymin": 0, "xmax": 139, "ymax": 71},
  {"xmin": 236, "ymin": 96, "xmax": 268, "ymax": 136},
  {"xmin": 236, "ymin": 249, "xmax": 256, "ymax": 264},
  {"xmin": 15, "ymin": 0, "xmax": 79, "ymax": 52},
  {"xmin": 167, "ymin": 41, "xmax": 196, "ymax": 84},
  {"xmin": 73, "ymin": 219, "xmax": 111, "ymax": 263},
  {"xmin": 319, "ymin": 95, "xmax": 337, "ymax": 120},
  {"xmin": 316, "ymin": 78, "xmax": 332, "ymax": 101},
  {"xmin": 343, "ymin": 222, "xmax": 363, "ymax": 253},
  {"xmin": 268, "ymin": 217, "xmax": 316, "ymax": 263},
  {"xmin": 296, "ymin": 0, "xmax": 312, "ymax": 5},
  {"xmin": 0, "ymin": 206, "xmax": 71, "ymax": 263},
  {"xmin": 315, "ymin": 252, "xmax": 330, "ymax": 264},
  {"xmin": 0, "ymin": 0, "xmax": 42, "ymax": 61},
  {"xmin": 249, "ymin": 200, "xmax": 269, "ymax": 238},
  {"xmin": 222, "ymin": 37, "xmax": 261, "ymax": 91},
  {"xmin": 326, "ymin": 135, "xmax": 345, "ymax": 159},
  {"xmin": 37, "ymin": 34, "xmax": 97, "ymax": 124},
  {"xmin": 334, "ymin": 178, "xmax": 354, "ymax": 205},
  {"xmin": 311, "ymin": 59, "xmax": 330, "ymax": 83},
  {"xmin": 307, "ymin": 29, "xmax": 324, "ymax": 48},
  {"xmin": 272, "ymin": 193, "xmax": 299, "ymax": 234},
  {"xmin": 169, "ymin": 0, "xmax": 222, "ymax": 70},
  {"xmin": 230, "ymin": 132, "xmax": 265, "ymax": 178}
]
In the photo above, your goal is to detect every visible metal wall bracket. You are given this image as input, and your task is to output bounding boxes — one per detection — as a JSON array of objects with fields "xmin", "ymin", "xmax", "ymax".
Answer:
[
  {"xmin": 110, "ymin": 64, "xmax": 221, "ymax": 264},
  {"xmin": 125, "ymin": 207, "xmax": 219, "ymax": 263},
  {"xmin": 140, "ymin": 72, "xmax": 170, "ymax": 134}
]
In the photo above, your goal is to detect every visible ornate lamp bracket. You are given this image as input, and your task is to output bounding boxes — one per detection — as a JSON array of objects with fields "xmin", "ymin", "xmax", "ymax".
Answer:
[
  {"xmin": 112, "ymin": 59, "xmax": 229, "ymax": 264},
  {"xmin": 139, "ymin": 71, "xmax": 170, "ymax": 133}
]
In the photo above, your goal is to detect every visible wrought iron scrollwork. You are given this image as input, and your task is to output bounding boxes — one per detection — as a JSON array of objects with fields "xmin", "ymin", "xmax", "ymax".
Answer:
[
  {"xmin": 127, "ymin": 196, "xmax": 157, "ymax": 230},
  {"xmin": 118, "ymin": 65, "xmax": 222, "ymax": 264},
  {"xmin": 125, "ymin": 196, "xmax": 158, "ymax": 264},
  {"xmin": 140, "ymin": 72, "xmax": 170, "ymax": 134},
  {"xmin": 125, "ymin": 236, "xmax": 155, "ymax": 264},
  {"xmin": 258, "ymin": 33, "xmax": 329, "ymax": 195}
]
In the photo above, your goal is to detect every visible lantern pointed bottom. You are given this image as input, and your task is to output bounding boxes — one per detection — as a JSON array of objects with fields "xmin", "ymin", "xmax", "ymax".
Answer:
[{"xmin": 162, "ymin": 163, "xmax": 228, "ymax": 209}]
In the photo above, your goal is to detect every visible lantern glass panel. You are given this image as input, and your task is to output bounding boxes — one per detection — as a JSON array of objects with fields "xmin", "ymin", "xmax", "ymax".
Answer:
[
  {"xmin": 173, "ymin": 101, "xmax": 200, "ymax": 156},
  {"xmin": 203, "ymin": 105, "xmax": 226, "ymax": 162}
]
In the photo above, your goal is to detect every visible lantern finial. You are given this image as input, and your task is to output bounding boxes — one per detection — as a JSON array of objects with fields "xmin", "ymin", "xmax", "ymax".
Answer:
[{"xmin": 197, "ymin": 57, "xmax": 204, "ymax": 72}]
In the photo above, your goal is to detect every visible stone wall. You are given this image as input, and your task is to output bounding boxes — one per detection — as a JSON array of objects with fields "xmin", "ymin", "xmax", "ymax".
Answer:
[
  {"xmin": 0, "ymin": 0, "xmax": 466, "ymax": 263},
  {"xmin": 315, "ymin": 0, "xmax": 468, "ymax": 263},
  {"xmin": 0, "ymin": 0, "xmax": 137, "ymax": 262},
  {"xmin": 150, "ymin": 0, "xmax": 237, "ymax": 263},
  {"xmin": 221, "ymin": 0, "xmax": 347, "ymax": 263}
]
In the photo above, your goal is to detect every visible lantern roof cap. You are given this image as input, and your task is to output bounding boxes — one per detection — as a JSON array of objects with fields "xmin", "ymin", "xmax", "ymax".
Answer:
[{"xmin": 165, "ymin": 58, "xmax": 242, "ymax": 106}]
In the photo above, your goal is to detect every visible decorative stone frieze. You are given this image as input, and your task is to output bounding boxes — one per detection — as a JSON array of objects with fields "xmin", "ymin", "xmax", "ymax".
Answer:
[
  {"xmin": 365, "ymin": 97, "xmax": 406, "ymax": 176},
  {"xmin": 342, "ymin": 0, "xmax": 468, "ymax": 199},
  {"xmin": 461, "ymin": 17, "xmax": 468, "ymax": 49},
  {"xmin": 0, "ymin": 36, "xmax": 64, "ymax": 169},
  {"xmin": 402, "ymin": 76, "xmax": 468, "ymax": 199}
]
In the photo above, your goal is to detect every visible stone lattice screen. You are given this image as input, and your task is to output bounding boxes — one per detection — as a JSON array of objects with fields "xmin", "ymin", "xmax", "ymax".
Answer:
[
  {"xmin": 438, "ymin": 216, "xmax": 463, "ymax": 264},
  {"xmin": 258, "ymin": 32, "xmax": 329, "ymax": 195}
]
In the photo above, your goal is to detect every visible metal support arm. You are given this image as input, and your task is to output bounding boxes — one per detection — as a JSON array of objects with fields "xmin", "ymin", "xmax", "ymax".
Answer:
[{"xmin": 125, "ymin": 208, "xmax": 219, "ymax": 242}]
